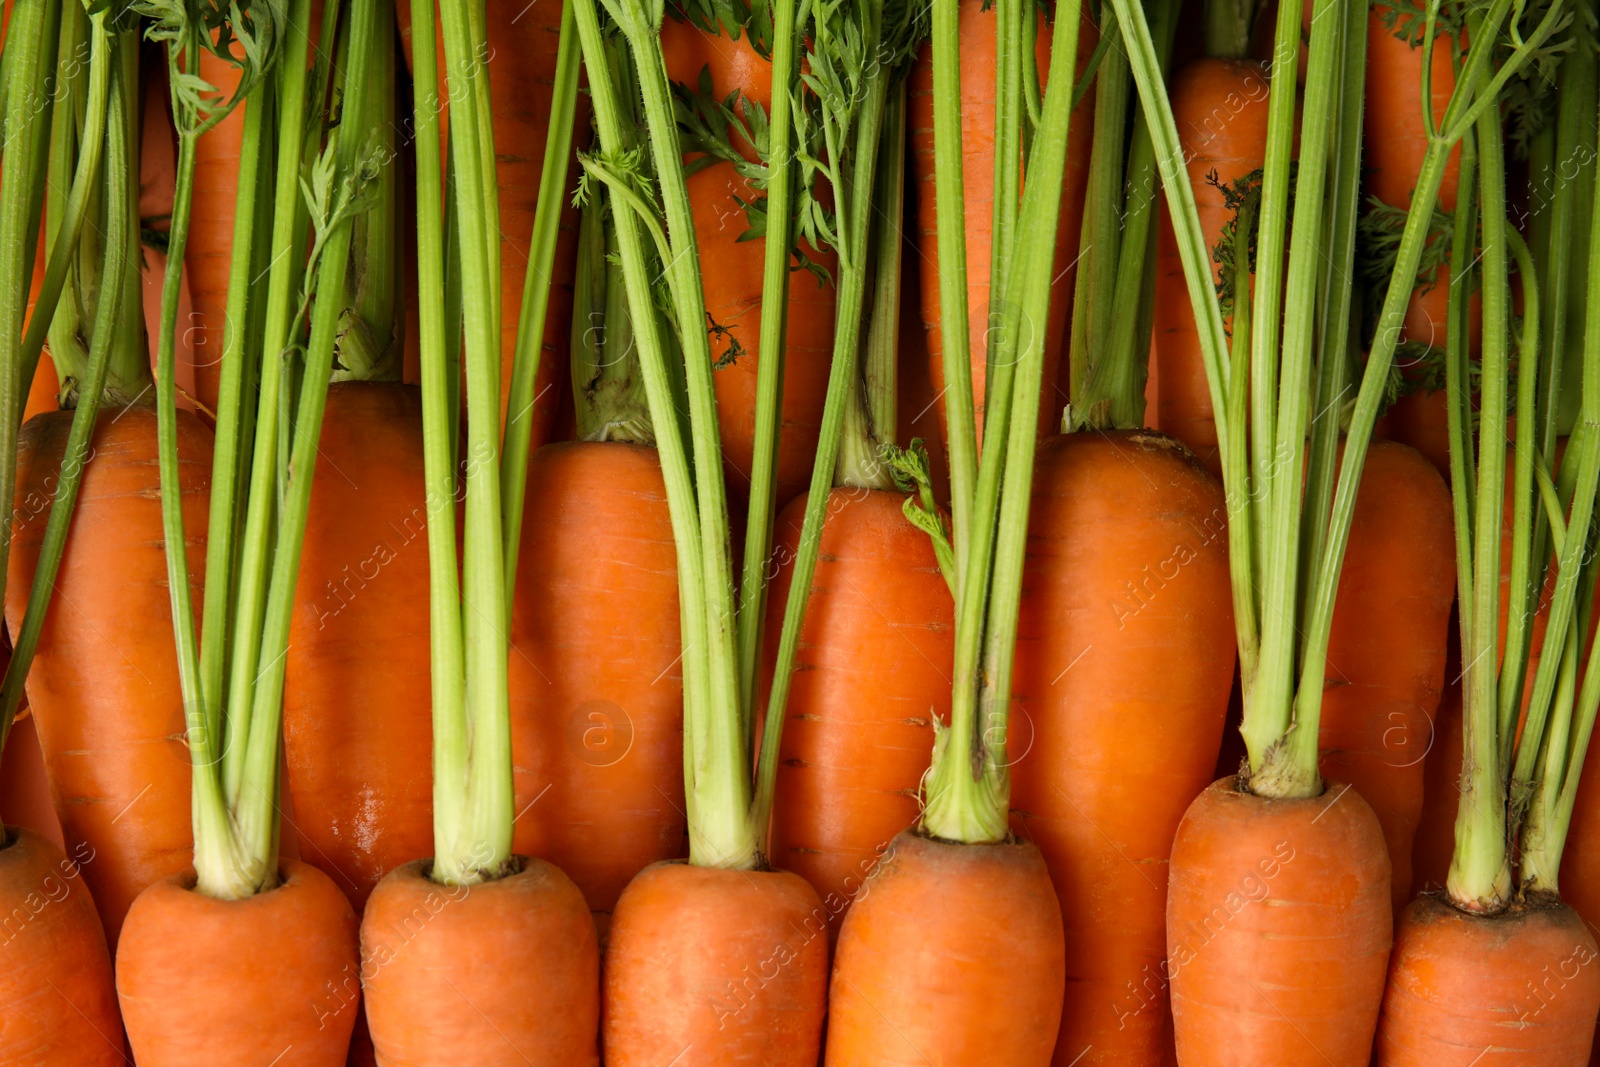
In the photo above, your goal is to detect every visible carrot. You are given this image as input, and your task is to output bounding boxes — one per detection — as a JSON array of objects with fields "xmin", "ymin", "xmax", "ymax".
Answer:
[
  {"xmin": 1408, "ymin": 672, "xmax": 1463, "ymax": 894},
  {"xmin": 0, "ymin": 826, "xmax": 122, "ymax": 1064},
  {"xmin": 1166, "ymin": 778, "xmax": 1394, "ymax": 1061},
  {"xmin": 823, "ymin": 832, "xmax": 1065, "ymax": 1063},
  {"xmin": 362, "ymin": 856, "xmax": 600, "ymax": 1065},
  {"xmin": 181, "ymin": 47, "xmax": 246, "ymax": 421},
  {"xmin": 117, "ymin": 859, "xmax": 360, "ymax": 1064},
  {"xmin": 6, "ymin": 405, "xmax": 211, "ymax": 948},
  {"xmin": 1150, "ymin": 57, "xmax": 1270, "ymax": 476},
  {"xmin": 661, "ymin": 17, "xmax": 838, "ymax": 509},
  {"xmin": 282, "ymin": 382, "xmax": 433, "ymax": 910},
  {"xmin": 765, "ymin": 485, "xmax": 954, "ymax": 941},
  {"xmin": 1318, "ymin": 441, "xmax": 1456, "ymax": 911},
  {"xmin": 1008, "ymin": 430, "xmax": 1234, "ymax": 1065},
  {"xmin": 1375, "ymin": 895, "xmax": 1600, "ymax": 1064},
  {"xmin": 909, "ymin": 0, "xmax": 1093, "ymax": 448},
  {"xmin": 508, "ymin": 440, "xmax": 685, "ymax": 920},
  {"xmin": 395, "ymin": 0, "xmax": 578, "ymax": 453}
]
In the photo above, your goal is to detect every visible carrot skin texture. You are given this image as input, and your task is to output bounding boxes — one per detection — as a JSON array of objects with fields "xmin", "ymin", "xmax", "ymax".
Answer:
[
  {"xmin": 0, "ymin": 827, "xmax": 123, "ymax": 1065},
  {"xmin": 508, "ymin": 441, "xmax": 685, "ymax": 919},
  {"xmin": 1167, "ymin": 777, "xmax": 1393, "ymax": 1065},
  {"xmin": 6, "ymin": 406, "xmax": 210, "ymax": 950},
  {"xmin": 1408, "ymin": 674, "xmax": 1462, "ymax": 895},
  {"xmin": 910, "ymin": 0, "xmax": 1093, "ymax": 447},
  {"xmin": 361, "ymin": 857, "xmax": 600, "ymax": 1066},
  {"xmin": 824, "ymin": 830, "xmax": 1066, "ymax": 1065},
  {"xmin": 1152, "ymin": 59, "xmax": 1271, "ymax": 476},
  {"xmin": 1009, "ymin": 431, "xmax": 1234, "ymax": 1066},
  {"xmin": 283, "ymin": 383, "xmax": 433, "ymax": 911},
  {"xmin": 1374, "ymin": 895, "xmax": 1600, "ymax": 1065},
  {"xmin": 1318, "ymin": 441, "xmax": 1456, "ymax": 911},
  {"xmin": 659, "ymin": 20, "xmax": 838, "ymax": 509},
  {"xmin": 766, "ymin": 488, "xmax": 954, "ymax": 941},
  {"xmin": 602, "ymin": 861, "xmax": 828, "ymax": 1065},
  {"xmin": 116, "ymin": 859, "xmax": 360, "ymax": 1065}
]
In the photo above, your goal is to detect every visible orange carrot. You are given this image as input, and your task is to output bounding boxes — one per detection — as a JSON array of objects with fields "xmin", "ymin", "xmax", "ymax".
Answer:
[
  {"xmin": 603, "ymin": 861, "xmax": 830, "ymax": 1064},
  {"xmin": 5, "ymin": 406, "xmax": 210, "ymax": 949},
  {"xmin": 508, "ymin": 440, "xmax": 685, "ymax": 922},
  {"xmin": 362, "ymin": 856, "xmax": 600, "ymax": 1065},
  {"xmin": 0, "ymin": 826, "xmax": 123, "ymax": 1064},
  {"xmin": 1167, "ymin": 777, "xmax": 1394, "ymax": 1064},
  {"xmin": 282, "ymin": 382, "xmax": 433, "ymax": 911},
  {"xmin": 910, "ymin": 0, "xmax": 1095, "ymax": 447},
  {"xmin": 1151, "ymin": 57, "xmax": 1270, "ymax": 476},
  {"xmin": 660, "ymin": 18, "xmax": 838, "ymax": 509},
  {"xmin": 1374, "ymin": 894, "xmax": 1600, "ymax": 1064},
  {"xmin": 116, "ymin": 859, "xmax": 360, "ymax": 1064},
  {"xmin": 823, "ymin": 831, "xmax": 1066, "ymax": 1062},
  {"xmin": 765, "ymin": 487, "xmax": 954, "ymax": 941},
  {"xmin": 1318, "ymin": 441, "xmax": 1456, "ymax": 911},
  {"xmin": 1009, "ymin": 430, "xmax": 1234, "ymax": 1066}
]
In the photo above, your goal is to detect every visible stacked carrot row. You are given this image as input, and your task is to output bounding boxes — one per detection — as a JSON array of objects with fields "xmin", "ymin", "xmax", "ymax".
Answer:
[{"xmin": 0, "ymin": 0, "xmax": 1598, "ymax": 1064}]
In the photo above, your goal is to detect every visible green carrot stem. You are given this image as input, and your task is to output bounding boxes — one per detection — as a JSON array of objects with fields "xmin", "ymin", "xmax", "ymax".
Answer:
[
  {"xmin": 500, "ymin": 0, "xmax": 582, "ymax": 604},
  {"xmin": 570, "ymin": 192, "xmax": 652, "ymax": 443}
]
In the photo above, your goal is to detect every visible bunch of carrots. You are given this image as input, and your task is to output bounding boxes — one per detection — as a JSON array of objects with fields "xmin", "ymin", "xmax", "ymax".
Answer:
[{"xmin": 3, "ymin": 0, "xmax": 1600, "ymax": 1064}]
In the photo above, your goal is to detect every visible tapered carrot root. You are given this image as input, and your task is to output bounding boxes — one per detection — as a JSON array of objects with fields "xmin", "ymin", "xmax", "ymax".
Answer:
[
  {"xmin": 765, "ymin": 487, "xmax": 953, "ymax": 940},
  {"xmin": 603, "ymin": 861, "xmax": 828, "ymax": 1065},
  {"xmin": 1318, "ymin": 441, "xmax": 1455, "ymax": 911},
  {"xmin": 283, "ymin": 383, "xmax": 432, "ymax": 911},
  {"xmin": 1153, "ymin": 59, "xmax": 1271, "ymax": 476},
  {"xmin": 660, "ymin": 20, "xmax": 837, "ymax": 509},
  {"xmin": 361, "ymin": 857, "xmax": 600, "ymax": 1066},
  {"xmin": 6, "ymin": 406, "xmax": 211, "ymax": 950},
  {"xmin": 1167, "ymin": 777, "xmax": 1393, "ymax": 1065},
  {"xmin": 116, "ymin": 859, "xmax": 360, "ymax": 1065},
  {"xmin": 0, "ymin": 827, "xmax": 122, "ymax": 1065},
  {"xmin": 824, "ymin": 830, "xmax": 1066, "ymax": 1066},
  {"xmin": 910, "ymin": 0, "xmax": 1093, "ymax": 447},
  {"xmin": 1009, "ymin": 431, "xmax": 1233, "ymax": 1066},
  {"xmin": 508, "ymin": 441, "xmax": 685, "ymax": 919},
  {"xmin": 1374, "ymin": 894, "xmax": 1600, "ymax": 1065}
]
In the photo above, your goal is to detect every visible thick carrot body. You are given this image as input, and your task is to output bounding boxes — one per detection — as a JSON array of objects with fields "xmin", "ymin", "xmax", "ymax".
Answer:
[
  {"xmin": 602, "ymin": 861, "xmax": 828, "ymax": 1065},
  {"xmin": 1167, "ymin": 777, "xmax": 1393, "ymax": 1065},
  {"xmin": 1318, "ymin": 441, "xmax": 1455, "ymax": 911},
  {"xmin": 396, "ymin": 1, "xmax": 578, "ymax": 450},
  {"xmin": 765, "ymin": 487, "xmax": 954, "ymax": 940},
  {"xmin": 1008, "ymin": 431, "xmax": 1233, "ymax": 1066},
  {"xmin": 282, "ymin": 382, "xmax": 432, "ymax": 911},
  {"xmin": 1374, "ymin": 894, "xmax": 1600, "ymax": 1065},
  {"xmin": 660, "ymin": 19, "xmax": 837, "ymax": 509},
  {"xmin": 5, "ymin": 406, "xmax": 210, "ymax": 950},
  {"xmin": 824, "ymin": 830, "xmax": 1066, "ymax": 1065},
  {"xmin": 1408, "ymin": 674, "xmax": 1462, "ymax": 894},
  {"xmin": 0, "ymin": 827, "xmax": 122, "ymax": 1065},
  {"xmin": 508, "ymin": 441, "xmax": 685, "ymax": 920},
  {"xmin": 116, "ymin": 859, "xmax": 359, "ymax": 1065},
  {"xmin": 910, "ymin": 1, "xmax": 1094, "ymax": 447},
  {"xmin": 181, "ymin": 46, "xmax": 246, "ymax": 420},
  {"xmin": 362, "ymin": 857, "xmax": 600, "ymax": 1066},
  {"xmin": 1152, "ymin": 59, "xmax": 1271, "ymax": 476}
]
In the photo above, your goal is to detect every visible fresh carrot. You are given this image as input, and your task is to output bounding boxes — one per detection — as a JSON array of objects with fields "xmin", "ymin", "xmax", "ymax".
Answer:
[
  {"xmin": 117, "ymin": 859, "xmax": 360, "ymax": 1063},
  {"xmin": 765, "ymin": 484, "xmax": 954, "ymax": 942},
  {"xmin": 362, "ymin": 856, "xmax": 600, "ymax": 1065},
  {"xmin": 661, "ymin": 15, "xmax": 838, "ymax": 508},
  {"xmin": 395, "ymin": 0, "xmax": 578, "ymax": 453},
  {"xmin": 909, "ymin": 0, "xmax": 1093, "ymax": 447},
  {"xmin": 283, "ymin": 383, "xmax": 433, "ymax": 910},
  {"xmin": 1318, "ymin": 440, "xmax": 1456, "ymax": 911},
  {"xmin": 824, "ymin": 832, "xmax": 1066, "ymax": 1061},
  {"xmin": 0, "ymin": 827, "xmax": 123, "ymax": 1064},
  {"xmin": 8, "ymin": 406, "xmax": 211, "ymax": 949},
  {"xmin": 1408, "ymin": 674, "xmax": 1462, "ymax": 894},
  {"xmin": 1009, "ymin": 431, "xmax": 1234, "ymax": 1065},
  {"xmin": 509, "ymin": 440, "xmax": 685, "ymax": 921},
  {"xmin": 1150, "ymin": 57, "xmax": 1269, "ymax": 476}
]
